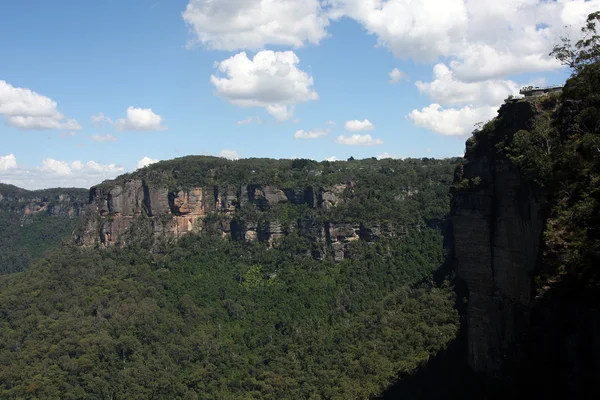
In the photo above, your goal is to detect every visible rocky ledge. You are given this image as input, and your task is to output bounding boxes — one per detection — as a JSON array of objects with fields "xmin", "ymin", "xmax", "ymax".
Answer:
[{"xmin": 79, "ymin": 179, "xmax": 394, "ymax": 261}]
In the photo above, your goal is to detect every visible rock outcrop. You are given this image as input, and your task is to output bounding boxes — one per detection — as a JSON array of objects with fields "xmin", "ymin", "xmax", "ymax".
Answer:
[
  {"xmin": 0, "ymin": 184, "xmax": 87, "ymax": 218},
  {"xmin": 451, "ymin": 100, "xmax": 546, "ymax": 374},
  {"xmin": 80, "ymin": 179, "xmax": 379, "ymax": 261}
]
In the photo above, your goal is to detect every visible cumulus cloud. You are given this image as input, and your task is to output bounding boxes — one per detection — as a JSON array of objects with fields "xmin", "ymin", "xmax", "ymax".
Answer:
[
  {"xmin": 415, "ymin": 63, "xmax": 519, "ymax": 106},
  {"xmin": 376, "ymin": 152, "xmax": 392, "ymax": 160},
  {"xmin": 137, "ymin": 156, "xmax": 160, "ymax": 169},
  {"xmin": 0, "ymin": 154, "xmax": 124, "ymax": 190},
  {"xmin": 330, "ymin": 0, "xmax": 469, "ymax": 62},
  {"xmin": 219, "ymin": 149, "xmax": 239, "ymax": 160},
  {"xmin": 114, "ymin": 107, "xmax": 167, "ymax": 131},
  {"xmin": 408, "ymin": 104, "xmax": 498, "ymax": 136},
  {"xmin": 344, "ymin": 119, "xmax": 374, "ymax": 132},
  {"xmin": 0, "ymin": 154, "xmax": 17, "ymax": 172},
  {"xmin": 237, "ymin": 116, "xmax": 265, "ymax": 125},
  {"xmin": 182, "ymin": 0, "xmax": 331, "ymax": 51},
  {"xmin": 0, "ymin": 80, "xmax": 81, "ymax": 131},
  {"xmin": 330, "ymin": 0, "xmax": 600, "ymax": 81},
  {"xmin": 389, "ymin": 68, "xmax": 408, "ymax": 84},
  {"xmin": 89, "ymin": 133, "xmax": 118, "ymax": 142},
  {"xmin": 325, "ymin": 156, "xmax": 339, "ymax": 162},
  {"xmin": 335, "ymin": 134, "xmax": 383, "ymax": 146},
  {"xmin": 211, "ymin": 51, "xmax": 318, "ymax": 121},
  {"xmin": 294, "ymin": 128, "xmax": 330, "ymax": 139},
  {"xmin": 182, "ymin": 0, "xmax": 598, "ymax": 82}
]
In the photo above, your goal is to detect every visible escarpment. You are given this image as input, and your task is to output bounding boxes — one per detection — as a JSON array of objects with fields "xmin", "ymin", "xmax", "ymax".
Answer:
[
  {"xmin": 451, "ymin": 100, "xmax": 547, "ymax": 374},
  {"xmin": 452, "ymin": 62, "xmax": 600, "ymax": 398},
  {"xmin": 77, "ymin": 156, "xmax": 458, "ymax": 262},
  {"xmin": 0, "ymin": 184, "xmax": 88, "ymax": 274},
  {"xmin": 81, "ymin": 180, "xmax": 375, "ymax": 260},
  {"xmin": 0, "ymin": 184, "xmax": 87, "ymax": 218}
]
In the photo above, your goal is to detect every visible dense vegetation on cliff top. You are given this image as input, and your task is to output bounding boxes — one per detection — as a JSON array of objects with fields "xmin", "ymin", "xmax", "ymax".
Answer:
[
  {"xmin": 97, "ymin": 156, "xmax": 458, "ymax": 227},
  {"xmin": 0, "ymin": 184, "xmax": 87, "ymax": 274},
  {"xmin": 0, "ymin": 158, "xmax": 461, "ymax": 399},
  {"xmin": 453, "ymin": 13, "xmax": 600, "ymax": 397},
  {"xmin": 466, "ymin": 11, "xmax": 600, "ymax": 291}
]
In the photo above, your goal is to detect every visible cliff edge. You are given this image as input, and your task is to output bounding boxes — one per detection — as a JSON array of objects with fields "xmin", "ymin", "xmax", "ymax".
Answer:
[{"xmin": 452, "ymin": 61, "xmax": 600, "ymax": 397}]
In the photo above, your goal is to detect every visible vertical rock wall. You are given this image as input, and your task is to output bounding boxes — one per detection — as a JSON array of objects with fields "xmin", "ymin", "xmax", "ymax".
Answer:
[
  {"xmin": 451, "ymin": 101, "xmax": 546, "ymax": 374},
  {"xmin": 80, "ymin": 180, "xmax": 383, "ymax": 261}
]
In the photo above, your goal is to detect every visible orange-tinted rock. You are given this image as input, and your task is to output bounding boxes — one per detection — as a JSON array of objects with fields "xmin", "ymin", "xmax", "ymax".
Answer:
[{"xmin": 171, "ymin": 188, "xmax": 206, "ymax": 215}]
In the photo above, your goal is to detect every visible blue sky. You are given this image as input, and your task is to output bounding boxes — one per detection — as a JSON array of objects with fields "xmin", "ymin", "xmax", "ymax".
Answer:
[{"xmin": 0, "ymin": 0, "xmax": 594, "ymax": 189}]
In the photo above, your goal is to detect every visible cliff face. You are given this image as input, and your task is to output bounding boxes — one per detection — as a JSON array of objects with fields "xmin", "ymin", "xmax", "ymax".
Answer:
[
  {"xmin": 451, "ymin": 100, "xmax": 546, "ymax": 374},
  {"xmin": 0, "ymin": 184, "xmax": 87, "ymax": 218},
  {"xmin": 80, "ymin": 179, "xmax": 383, "ymax": 261},
  {"xmin": 452, "ymin": 61, "xmax": 600, "ymax": 397},
  {"xmin": 0, "ymin": 184, "xmax": 89, "ymax": 274}
]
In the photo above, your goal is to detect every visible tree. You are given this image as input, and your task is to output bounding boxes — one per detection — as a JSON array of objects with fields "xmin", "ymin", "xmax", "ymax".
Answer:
[{"xmin": 550, "ymin": 11, "xmax": 600, "ymax": 74}]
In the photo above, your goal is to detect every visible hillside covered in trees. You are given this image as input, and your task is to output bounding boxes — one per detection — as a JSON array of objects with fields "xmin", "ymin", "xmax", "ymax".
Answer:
[
  {"xmin": 0, "ymin": 184, "xmax": 87, "ymax": 274},
  {"xmin": 0, "ymin": 157, "xmax": 464, "ymax": 399}
]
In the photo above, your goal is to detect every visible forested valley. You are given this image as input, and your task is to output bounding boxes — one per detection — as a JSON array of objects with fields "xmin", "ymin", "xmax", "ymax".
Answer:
[{"xmin": 0, "ymin": 157, "xmax": 464, "ymax": 399}]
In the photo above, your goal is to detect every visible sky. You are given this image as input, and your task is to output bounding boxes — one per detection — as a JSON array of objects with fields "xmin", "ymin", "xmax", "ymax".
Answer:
[{"xmin": 0, "ymin": 0, "xmax": 597, "ymax": 190}]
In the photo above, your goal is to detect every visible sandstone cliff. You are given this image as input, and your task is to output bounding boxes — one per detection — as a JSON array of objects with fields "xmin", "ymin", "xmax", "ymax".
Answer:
[
  {"xmin": 0, "ymin": 184, "xmax": 87, "ymax": 218},
  {"xmin": 0, "ymin": 184, "xmax": 88, "ymax": 274},
  {"xmin": 78, "ymin": 156, "xmax": 455, "ymax": 262},
  {"xmin": 81, "ymin": 179, "xmax": 381, "ymax": 260},
  {"xmin": 452, "ymin": 61, "xmax": 600, "ymax": 397},
  {"xmin": 451, "ymin": 100, "xmax": 546, "ymax": 374}
]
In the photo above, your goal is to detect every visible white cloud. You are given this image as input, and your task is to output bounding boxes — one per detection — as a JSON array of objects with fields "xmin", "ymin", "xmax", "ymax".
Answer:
[
  {"xmin": 41, "ymin": 158, "xmax": 73, "ymax": 175},
  {"xmin": 376, "ymin": 152, "xmax": 392, "ymax": 160},
  {"xmin": 182, "ymin": 0, "xmax": 331, "ymax": 51},
  {"xmin": 91, "ymin": 112, "xmax": 112, "ymax": 128},
  {"xmin": 415, "ymin": 63, "xmax": 519, "ymax": 106},
  {"xmin": 389, "ymin": 68, "xmax": 407, "ymax": 84},
  {"xmin": 211, "ymin": 51, "xmax": 318, "ymax": 120},
  {"xmin": 0, "ymin": 80, "xmax": 81, "ymax": 131},
  {"xmin": 344, "ymin": 119, "xmax": 374, "ymax": 132},
  {"xmin": 219, "ymin": 149, "xmax": 239, "ymax": 160},
  {"xmin": 326, "ymin": 120, "xmax": 336, "ymax": 126},
  {"xmin": 114, "ymin": 106, "xmax": 167, "ymax": 131},
  {"xmin": 89, "ymin": 133, "xmax": 118, "ymax": 142},
  {"xmin": 237, "ymin": 116, "xmax": 265, "ymax": 125},
  {"xmin": 137, "ymin": 156, "xmax": 160, "ymax": 169},
  {"xmin": 0, "ymin": 154, "xmax": 17, "ymax": 172},
  {"xmin": 331, "ymin": 0, "xmax": 599, "ymax": 80},
  {"xmin": 266, "ymin": 104, "xmax": 295, "ymax": 122},
  {"xmin": 6, "ymin": 116, "xmax": 82, "ymax": 131},
  {"xmin": 182, "ymin": 0, "xmax": 598, "ymax": 83},
  {"xmin": 331, "ymin": 0, "xmax": 469, "ymax": 62},
  {"xmin": 325, "ymin": 156, "xmax": 339, "ymax": 162},
  {"xmin": 408, "ymin": 103, "xmax": 498, "ymax": 136},
  {"xmin": 294, "ymin": 128, "xmax": 329, "ymax": 139},
  {"xmin": 335, "ymin": 134, "xmax": 383, "ymax": 146},
  {"xmin": 0, "ymin": 156, "xmax": 124, "ymax": 190}
]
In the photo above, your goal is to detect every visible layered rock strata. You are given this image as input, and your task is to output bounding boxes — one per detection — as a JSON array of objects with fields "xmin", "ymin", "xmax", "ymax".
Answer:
[{"xmin": 80, "ymin": 180, "xmax": 386, "ymax": 261}]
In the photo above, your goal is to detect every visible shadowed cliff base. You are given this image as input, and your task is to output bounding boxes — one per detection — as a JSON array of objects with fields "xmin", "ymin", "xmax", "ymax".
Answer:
[
  {"xmin": 377, "ymin": 327, "xmax": 484, "ymax": 400},
  {"xmin": 497, "ymin": 276, "xmax": 600, "ymax": 400},
  {"xmin": 378, "ymin": 219, "xmax": 486, "ymax": 400}
]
